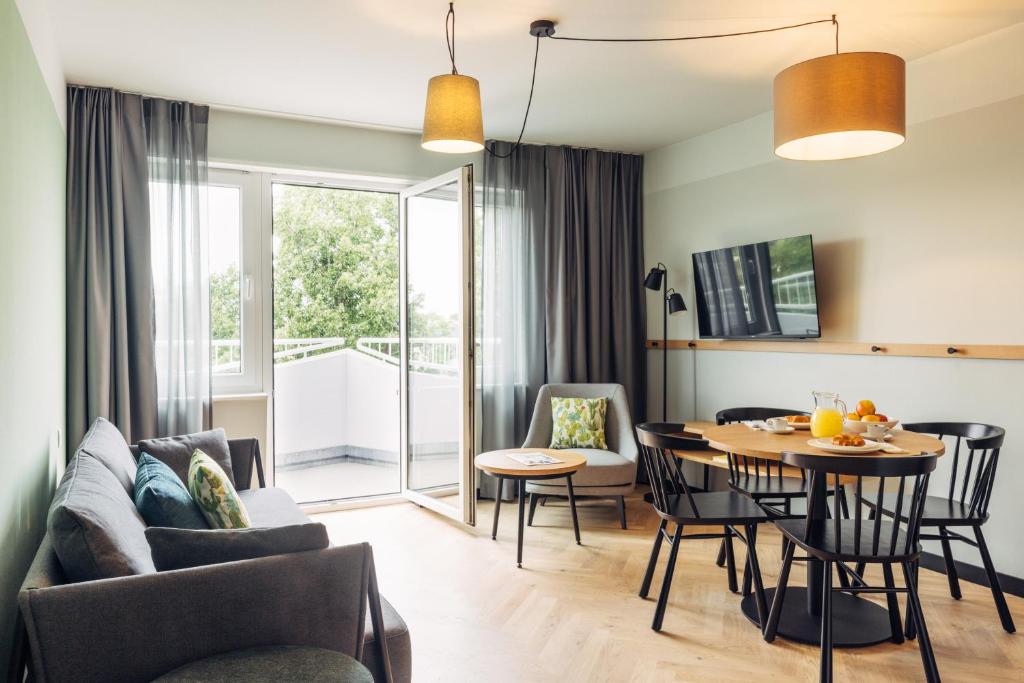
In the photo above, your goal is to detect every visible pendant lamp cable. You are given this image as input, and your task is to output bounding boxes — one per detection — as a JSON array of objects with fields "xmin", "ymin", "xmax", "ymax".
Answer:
[
  {"xmin": 549, "ymin": 15, "xmax": 837, "ymax": 45},
  {"xmin": 443, "ymin": 3, "xmax": 838, "ymax": 157},
  {"xmin": 445, "ymin": 3, "xmax": 458, "ymax": 74}
]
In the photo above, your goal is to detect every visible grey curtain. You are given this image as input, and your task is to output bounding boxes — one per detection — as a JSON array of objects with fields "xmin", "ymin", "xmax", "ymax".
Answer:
[
  {"xmin": 480, "ymin": 141, "xmax": 646, "ymax": 499},
  {"xmin": 66, "ymin": 86, "xmax": 210, "ymax": 448},
  {"xmin": 66, "ymin": 87, "xmax": 156, "ymax": 445}
]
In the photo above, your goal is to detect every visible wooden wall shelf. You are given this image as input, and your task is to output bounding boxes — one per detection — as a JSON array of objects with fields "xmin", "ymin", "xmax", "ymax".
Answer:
[{"xmin": 644, "ymin": 339, "xmax": 1024, "ymax": 361}]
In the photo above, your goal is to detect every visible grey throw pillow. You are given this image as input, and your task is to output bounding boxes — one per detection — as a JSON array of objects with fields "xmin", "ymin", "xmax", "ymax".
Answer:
[
  {"xmin": 76, "ymin": 417, "xmax": 138, "ymax": 497},
  {"xmin": 145, "ymin": 523, "xmax": 330, "ymax": 571},
  {"xmin": 137, "ymin": 428, "xmax": 234, "ymax": 487},
  {"xmin": 48, "ymin": 453, "xmax": 156, "ymax": 581}
]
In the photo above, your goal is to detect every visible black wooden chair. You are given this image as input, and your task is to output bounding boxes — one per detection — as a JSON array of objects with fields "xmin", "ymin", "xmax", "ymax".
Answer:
[
  {"xmin": 858, "ymin": 422, "xmax": 1014, "ymax": 634},
  {"xmin": 714, "ymin": 408, "xmax": 854, "ymax": 593},
  {"xmin": 764, "ymin": 450, "xmax": 940, "ymax": 683},
  {"xmin": 635, "ymin": 423, "xmax": 770, "ymax": 631}
]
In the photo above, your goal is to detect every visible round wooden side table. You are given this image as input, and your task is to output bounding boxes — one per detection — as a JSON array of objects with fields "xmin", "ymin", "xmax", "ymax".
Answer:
[{"xmin": 475, "ymin": 449, "xmax": 587, "ymax": 568}]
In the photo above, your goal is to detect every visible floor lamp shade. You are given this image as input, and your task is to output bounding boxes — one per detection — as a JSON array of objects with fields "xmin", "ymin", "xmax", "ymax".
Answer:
[
  {"xmin": 774, "ymin": 52, "xmax": 905, "ymax": 161},
  {"xmin": 422, "ymin": 74, "xmax": 485, "ymax": 153}
]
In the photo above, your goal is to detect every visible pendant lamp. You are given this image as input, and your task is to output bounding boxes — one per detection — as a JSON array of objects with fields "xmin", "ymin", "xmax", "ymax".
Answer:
[
  {"xmin": 422, "ymin": 3, "xmax": 484, "ymax": 153},
  {"xmin": 774, "ymin": 51, "xmax": 906, "ymax": 161}
]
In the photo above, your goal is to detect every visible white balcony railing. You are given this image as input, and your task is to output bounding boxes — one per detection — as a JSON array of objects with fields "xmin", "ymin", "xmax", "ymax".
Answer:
[
  {"xmin": 212, "ymin": 337, "xmax": 347, "ymax": 374},
  {"xmin": 212, "ymin": 336, "xmax": 461, "ymax": 375}
]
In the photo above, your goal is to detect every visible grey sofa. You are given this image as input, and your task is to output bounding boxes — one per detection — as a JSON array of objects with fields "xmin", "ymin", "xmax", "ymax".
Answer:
[
  {"xmin": 523, "ymin": 383, "xmax": 638, "ymax": 529},
  {"xmin": 13, "ymin": 420, "xmax": 411, "ymax": 683}
]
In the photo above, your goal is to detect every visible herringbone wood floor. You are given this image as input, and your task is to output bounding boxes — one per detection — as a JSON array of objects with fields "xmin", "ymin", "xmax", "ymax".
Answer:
[{"xmin": 318, "ymin": 493, "xmax": 1023, "ymax": 682}]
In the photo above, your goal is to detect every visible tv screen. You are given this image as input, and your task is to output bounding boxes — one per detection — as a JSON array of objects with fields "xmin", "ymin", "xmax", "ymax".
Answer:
[{"xmin": 691, "ymin": 234, "xmax": 820, "ymax": 339}]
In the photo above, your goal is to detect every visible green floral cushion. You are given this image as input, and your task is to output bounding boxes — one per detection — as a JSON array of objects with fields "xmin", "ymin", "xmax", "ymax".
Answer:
[
  {"xmin": 549, "ymin": 397, "xmax": 608, "ymax": 449},
  {"xmin": 188, "ymin": 449, "xmax": 251, "ymax": 529}
]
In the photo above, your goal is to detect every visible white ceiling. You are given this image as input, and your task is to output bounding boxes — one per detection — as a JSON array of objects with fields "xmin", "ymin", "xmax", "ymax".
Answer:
[{"xmin": 48, "ymin": 0, "xmax": 1024, "ymax": 152}]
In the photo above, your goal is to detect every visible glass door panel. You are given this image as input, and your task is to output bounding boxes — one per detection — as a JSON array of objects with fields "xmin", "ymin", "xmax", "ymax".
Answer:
[
  {"xmin": 400, "ymin": 166, "xmax": 475, "ymax": 524},
  {"xmin": 271, "ymin": 182, "xmax": 401, "ymax": 504}
]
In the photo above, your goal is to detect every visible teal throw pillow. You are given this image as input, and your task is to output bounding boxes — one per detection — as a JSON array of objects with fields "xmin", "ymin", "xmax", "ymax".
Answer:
[{"xmin": 134, "ymin": 453, "xmax": 209, "ymax": 529}]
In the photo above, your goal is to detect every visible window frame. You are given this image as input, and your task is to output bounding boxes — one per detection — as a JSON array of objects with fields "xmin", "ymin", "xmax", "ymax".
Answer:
[{"xmin": 209, "ymin": 168, "xmax": 264, "ymax": 396}]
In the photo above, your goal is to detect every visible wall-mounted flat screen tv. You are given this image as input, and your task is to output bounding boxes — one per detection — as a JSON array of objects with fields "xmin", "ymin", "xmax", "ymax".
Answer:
[{"xmin": 692, "ymin": 234, "xmax": 821, "ymax": 339}]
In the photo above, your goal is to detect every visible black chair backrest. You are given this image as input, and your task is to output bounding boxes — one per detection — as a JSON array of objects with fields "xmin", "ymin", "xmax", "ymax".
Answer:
[
  {"xmin": 716, "ymin": 407, "xmax": 810, "ymax": 484},
  {"xmin": 782, "ymin": 451, "xmax": 939, "ymax": 558},
  {"xmin": 715, "ymin": 407, "xmax": 809, "ymax": 425},
  {"xmin": 902, "ymin": 422, "xmax": 1005, "ymax": 518},
  {"xmin": 636, "ymin": 423, "xmax": 711, "ymax": 518}
]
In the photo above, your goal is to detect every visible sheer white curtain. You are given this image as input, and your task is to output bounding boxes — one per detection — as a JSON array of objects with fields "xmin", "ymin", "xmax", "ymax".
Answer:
[
  {"xmin": 480, "ymin": 143, "xmax": 548, "ymax": 499},
  {"xmin": 146, "ymin": 99, "xmax": 211, "ymax": 436}
]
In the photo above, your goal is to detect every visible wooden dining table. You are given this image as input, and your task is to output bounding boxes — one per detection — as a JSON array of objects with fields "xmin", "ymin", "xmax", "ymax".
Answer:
[{"xmin": 676, "ymin": 421, "xmax": 946, "ymax": 647}]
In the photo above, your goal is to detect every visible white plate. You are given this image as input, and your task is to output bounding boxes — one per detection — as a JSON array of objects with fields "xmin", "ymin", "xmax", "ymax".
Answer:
[
  {"xmin": 764, "ymin": 426, "xmax": 795, "ymax": 434},
  {"xmin": 843, "ymin": 418, "xmax": 900, "ymax": 434},
  {"xmin": 787, "ymin": 421, "xmax": 811, "ymax": 430},
  {"xmin": 807, "ymin": 438, "xmax": 883, "ymax": 454}
]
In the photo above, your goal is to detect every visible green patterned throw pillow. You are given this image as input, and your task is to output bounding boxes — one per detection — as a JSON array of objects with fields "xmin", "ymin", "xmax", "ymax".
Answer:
[
  {"xmin": 188, "ymin": 449, "xmax": 251, "ymax": 529},
  {"xmin": 550, "ymin": 397, "xmax": 608, "ymax": 449}
]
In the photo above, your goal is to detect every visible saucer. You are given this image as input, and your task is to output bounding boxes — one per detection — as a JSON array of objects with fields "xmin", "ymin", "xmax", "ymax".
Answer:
[{"xmin": 764, "ymin": 426, "xmax": 795, "ymax": 434}]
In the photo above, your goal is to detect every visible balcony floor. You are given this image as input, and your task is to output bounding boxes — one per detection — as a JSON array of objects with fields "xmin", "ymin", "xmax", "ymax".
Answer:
[{"xmin": 276, "ymin": 455, "xmax": 459, "ymax": 504}]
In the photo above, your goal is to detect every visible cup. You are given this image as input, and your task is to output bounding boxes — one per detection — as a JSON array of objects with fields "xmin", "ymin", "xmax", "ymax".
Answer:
[
  {"xmin": 765, "ymin": 417, "xmax": 790, "ymax": 432},
  {"xmin": 865, "ymin": 422, "xmax": 890, "ymax": 440}
]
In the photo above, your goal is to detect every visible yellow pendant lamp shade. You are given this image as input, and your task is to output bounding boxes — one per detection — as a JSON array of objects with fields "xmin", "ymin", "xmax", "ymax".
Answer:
[
  {"xmin": 774, "ymin": 52, "xmax": 906, "ymax": 161},
  {"xmin": 421, "ymin": 74, "xmax": 485, "ymax": 153}
]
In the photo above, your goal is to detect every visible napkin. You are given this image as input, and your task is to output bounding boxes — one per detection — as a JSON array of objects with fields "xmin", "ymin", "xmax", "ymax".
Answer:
[{"xmin": 878, "ymin": 443, "xmax": 912, "ymax": 454}]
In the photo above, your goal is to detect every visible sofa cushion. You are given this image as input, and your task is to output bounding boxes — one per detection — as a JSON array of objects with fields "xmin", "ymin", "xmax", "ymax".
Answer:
[
  {"xmin": 146, "ymin": 522, "xmax": 329, "ymax": 571},
  {"xmin": 137, "ymin": 427, "xmax": 234, "ymax": 487},
  {"xmin": 48, "ymin": 453, "xmax": 156, "ymax": 581},
  {"xmin": 76, "ymin": 417, "xmax": 138, "ymax": 497},
  {"xmin": 533, "ymin": 448, "xmax": 635, "ymax": 487},
  {"xmin": 238, "ymin": 488, "xmax": 310, "ymax": 527},
  {"xmin": 153, "ymin": 645, "xmax": 373, "ymax": 683},
  {"xmin": 134, "ymin": 453, "xmax": 209, "ymax": 530},
  {"xmin": 188, "ymin": 450, "xmax": 251, "ymax": 529},
  {"xmin": 362, "ymin": 595, "xmax": 412, "ymax": 683}
]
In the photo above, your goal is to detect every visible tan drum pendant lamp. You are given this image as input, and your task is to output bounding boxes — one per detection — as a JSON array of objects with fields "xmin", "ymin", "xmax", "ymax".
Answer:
[
  {"xmin": 421, "ymin": 3, "xmax": 484, "ymax": 153},
  {"xmin": 774, "ymin": 20, "xmax": 906, "ymax": 160}
]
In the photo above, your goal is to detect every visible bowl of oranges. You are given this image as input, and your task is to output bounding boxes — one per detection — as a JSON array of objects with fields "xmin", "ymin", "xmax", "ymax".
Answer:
[{"xmin": 843, "ymin": 399, "xmax": 899, "ymax": 433}]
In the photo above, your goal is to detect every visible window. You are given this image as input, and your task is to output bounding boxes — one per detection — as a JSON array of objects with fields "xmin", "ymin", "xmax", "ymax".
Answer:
[{"xmin": 208, "ymin": 169, "xmax": 262, "ymax": 394}]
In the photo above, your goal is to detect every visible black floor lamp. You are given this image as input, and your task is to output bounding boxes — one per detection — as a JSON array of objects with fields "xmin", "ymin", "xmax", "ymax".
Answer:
[{"xmin": 644, "ymin": 263, "xmax": 687, "ymax": 421}]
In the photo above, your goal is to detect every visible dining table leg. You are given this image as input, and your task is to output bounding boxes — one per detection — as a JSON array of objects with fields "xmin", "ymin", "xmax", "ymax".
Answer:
[{"xmin": 740, "ymin": 470, "xmax": 893, "ymax": 646}]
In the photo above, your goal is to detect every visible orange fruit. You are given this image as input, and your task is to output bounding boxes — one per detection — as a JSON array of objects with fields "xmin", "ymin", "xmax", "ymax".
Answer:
[
  {"xmin": 856, "ymin": 400, "xmax": 876, "ymax": 416},
  {"xmin": 846, "ymin": 413, "xmax": 861, "ymax": 421},
  {"xmin": 862, "ymin": 414, "xmax": 882, "ymax": 422},
  {"xmin": 876, "ymin": 413, "xmax": 889, "ymax": 422}
]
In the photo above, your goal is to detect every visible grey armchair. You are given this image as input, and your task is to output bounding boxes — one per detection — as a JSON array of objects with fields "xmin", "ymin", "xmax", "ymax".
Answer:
[{"xmin": 523, "ymin": 383, "xmax": 637, "ymax": 529}]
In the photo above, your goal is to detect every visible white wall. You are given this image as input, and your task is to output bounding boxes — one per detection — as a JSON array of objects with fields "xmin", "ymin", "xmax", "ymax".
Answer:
[
  {"xmin": 643, "ymin": 25, "xmax": 1024, "ymax": 578},
  {"xmin": 273, "ymin": 350, "xmax": 457, "ymax": 459},
  {"xmin": 208, "ymin": 108, "xmax": 481, "ymax": 181}
]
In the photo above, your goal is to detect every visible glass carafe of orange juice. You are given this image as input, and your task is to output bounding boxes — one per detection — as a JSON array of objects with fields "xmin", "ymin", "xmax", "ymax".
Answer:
[{"xmin": 811, "ymin": 391, "xmax": 847, "ymax": 438}]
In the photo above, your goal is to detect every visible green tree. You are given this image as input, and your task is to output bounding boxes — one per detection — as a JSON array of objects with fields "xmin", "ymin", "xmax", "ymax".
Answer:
[
  {"xmin": 272, "ymin": 185, "xmax": 401, "ymax": 345},
  {"xmin": 211, "ymin": 264, "xmax": 240, "ymax": 341}
]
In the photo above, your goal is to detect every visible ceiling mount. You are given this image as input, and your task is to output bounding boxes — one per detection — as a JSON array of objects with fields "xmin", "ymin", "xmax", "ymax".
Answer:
[{"xmin": 529, "ymin": 20, "xmax": 556, "ymax": 38}]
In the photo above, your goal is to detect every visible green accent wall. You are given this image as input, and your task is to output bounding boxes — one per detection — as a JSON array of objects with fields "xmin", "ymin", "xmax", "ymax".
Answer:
[{"xmin": 0, "ymin": 0, "xmax": 66, "ymax": 671}]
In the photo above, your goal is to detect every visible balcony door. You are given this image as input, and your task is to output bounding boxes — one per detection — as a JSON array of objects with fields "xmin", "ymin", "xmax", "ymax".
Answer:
[{"xmin": 399, "ymin": 165, "xmax": 475, "ymax": 525}]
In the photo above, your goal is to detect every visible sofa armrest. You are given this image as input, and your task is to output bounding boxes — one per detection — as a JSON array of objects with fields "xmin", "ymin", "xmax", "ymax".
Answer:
[
  {"xmin": 227, "ymin": 437, "xmax": 265, "ymax": 490},
  {"xmin": 20, "ymin": 544, "xmax": 372, "ymax": 683}
]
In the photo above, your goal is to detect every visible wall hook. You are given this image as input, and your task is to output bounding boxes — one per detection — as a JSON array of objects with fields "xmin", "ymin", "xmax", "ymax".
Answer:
[
  {"xmin": 870, "ymin": 345, "xmax": 883, "ymax": 353},
  {"xmin": 947, "ymin": 346, "xmax": 959, "ymax": 355}
]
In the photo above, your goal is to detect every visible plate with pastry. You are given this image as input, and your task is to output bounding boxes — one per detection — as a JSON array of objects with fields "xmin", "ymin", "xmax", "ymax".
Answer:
[
  {"xmin": 786, "ymin": 415, "xmax": 812, "ymax": 430},
  {"xmin": 808, "ymin": 433, "xmax": 884, "ymax": 454}
]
